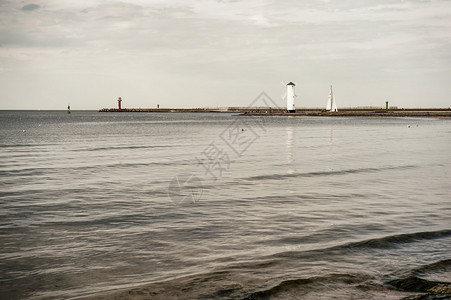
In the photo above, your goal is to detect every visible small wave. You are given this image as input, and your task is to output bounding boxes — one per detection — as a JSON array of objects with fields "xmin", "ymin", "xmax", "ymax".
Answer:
[
  {"xmin": 71, "ymin": 145, "xmax": 172, "ymax": 152},
  {"xmin": 273, "ymin": 229, "xmax": 451, "ymax": 258},
  {"xmin": 0, "ymin": 161, "xmax": 174, "ymax": 177},
  {"xmin": 242, "ymin": 274, "xmax": 367, "ymax": 300},
  {"xmin": 414, "ymin": 259, "xmax": 451, "ymax": 274},
  {"xmin": 37, "ymin": 212, "xmax": 154, "ymax": 227},
  {"xmin": 339, "ymin": 229, "xmax": 451, "ymax": 250},
  {"xmin": 0, "ymin": 143, "xmax": 57, "ymax": 148},
  {"xmin": 243, "ymin": 165, "xmax": 417, "ymax": 182},
  {"xmin": 244, "ymin": 272, "xmax": 451, "ymax": 300},
  {"xmin": 79, "ymin": 271, "xmax": 372, "ymax": 300}
]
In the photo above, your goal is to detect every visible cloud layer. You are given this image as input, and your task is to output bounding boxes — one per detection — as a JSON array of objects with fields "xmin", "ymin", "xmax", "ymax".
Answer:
[{"xmin": 1, "ymin": 0, "xmax": 450, "ymax": 109}]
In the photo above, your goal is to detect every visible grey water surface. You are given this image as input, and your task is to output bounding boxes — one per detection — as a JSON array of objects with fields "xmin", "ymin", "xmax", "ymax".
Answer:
[{"xmin": 0, "ymin": 111, "xmax": 450, "ymax": 299}]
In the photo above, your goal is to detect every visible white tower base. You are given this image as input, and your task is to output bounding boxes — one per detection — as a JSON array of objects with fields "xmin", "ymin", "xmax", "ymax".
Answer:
[{"xmin": 286, "ymin": 82, "xmax": 296, "ymax": 113}]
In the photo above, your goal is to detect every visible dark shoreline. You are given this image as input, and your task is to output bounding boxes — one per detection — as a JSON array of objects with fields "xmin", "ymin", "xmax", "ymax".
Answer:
[{"xmin": 98, "ymin": 107, "xmax": 451, "ymax": 117}]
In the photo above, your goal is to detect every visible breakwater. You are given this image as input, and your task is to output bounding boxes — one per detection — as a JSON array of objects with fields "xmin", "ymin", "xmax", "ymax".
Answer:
[
  {"xmin": 99, "ymin": 108, "xmax": 245, "ymax": 113},
  {"xmin": 99, "ymin": 107, "xmax": 451, "ymax": 117},
  {"xmin": 241, "ymin": 109, "xmax": 451, "ymax": 117}
]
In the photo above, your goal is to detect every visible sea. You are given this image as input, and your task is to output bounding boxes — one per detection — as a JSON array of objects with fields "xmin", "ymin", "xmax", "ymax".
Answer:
[{"xmin": 0, "ymin": 110, "xmax": 450, "ymax": 300}]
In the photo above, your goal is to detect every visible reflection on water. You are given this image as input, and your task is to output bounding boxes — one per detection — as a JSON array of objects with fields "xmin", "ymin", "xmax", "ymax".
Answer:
[
  {"xmin": 328, "ymin": 126, "xmax": 335, "ymax": 171},
  {"xmin": 286, "ymin": 126, "xmax": 295, "ymax": 174}
]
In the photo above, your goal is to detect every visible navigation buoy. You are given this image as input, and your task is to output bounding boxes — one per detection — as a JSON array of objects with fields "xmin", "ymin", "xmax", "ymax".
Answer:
[{"xmin": 67, "ymin": 105, "xmax": 71, "ymax": 114}]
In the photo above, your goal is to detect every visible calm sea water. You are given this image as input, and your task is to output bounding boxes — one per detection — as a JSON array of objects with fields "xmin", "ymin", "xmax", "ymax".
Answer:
[{"xmin": 0, "ymin": 110, "xmax": 450, "ymax": 299}]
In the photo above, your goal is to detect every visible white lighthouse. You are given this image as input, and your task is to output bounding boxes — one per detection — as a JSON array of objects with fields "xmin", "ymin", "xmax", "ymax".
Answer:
[{"xmin": 286, "ymin": 82, "xmax": 296, "ymax": 113}]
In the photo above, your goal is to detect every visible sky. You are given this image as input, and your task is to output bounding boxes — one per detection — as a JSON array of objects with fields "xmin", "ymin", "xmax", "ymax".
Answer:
[{"xmin": 0, "ymin": 0, "xmax": 450, "ymax": 110}]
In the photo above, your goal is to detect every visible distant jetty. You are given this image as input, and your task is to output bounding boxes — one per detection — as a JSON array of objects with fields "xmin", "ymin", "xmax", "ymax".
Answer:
[
  {"xmin": 240, "ymin": 108, "xmax": 451, "ymax": 117},
  {"xmin": 99, "ymin": 108, "xmax": 243, "ymax": 113},
  {"xmin": 99, "ymin": 107, "xmax": 451, "ymax": 117}
]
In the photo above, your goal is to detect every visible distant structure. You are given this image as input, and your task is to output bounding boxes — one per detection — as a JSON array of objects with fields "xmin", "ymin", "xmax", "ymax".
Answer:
[
  {"xmin": 118, "ymin": 97, "xmax": 122, "ymax": 110},
  {"xmin": 326, "ymin": 85, "xmax": 338, "ymax": 112},
  {"xmin": 285, "ymin": 82, "xmax": 296, "ymax": 113},
  {"xmin": 386, "ymin": 101, "xmax": 389, "ymax": 110}
]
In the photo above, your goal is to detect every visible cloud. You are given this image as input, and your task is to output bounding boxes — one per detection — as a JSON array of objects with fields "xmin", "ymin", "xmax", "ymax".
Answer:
[
  {"xmin": 249, "ymin": 14, "xmax": 275, "ymax": 27},
  {"xmin": 0, "ymin": 0, "xmax": 451, "ymax": 109},
  {"xmin": 21, "ymin": 3, "xmax": 40, "ymax": 11}
]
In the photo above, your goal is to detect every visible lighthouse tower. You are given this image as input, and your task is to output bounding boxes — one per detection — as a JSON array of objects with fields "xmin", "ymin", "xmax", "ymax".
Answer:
[
  {"xmin": 117, "ymin": 97, "xmax": 122, "ymax": 110},
  {"xmin": 286, "ymin": 82, "xmax": 296, "ymax": 113}
]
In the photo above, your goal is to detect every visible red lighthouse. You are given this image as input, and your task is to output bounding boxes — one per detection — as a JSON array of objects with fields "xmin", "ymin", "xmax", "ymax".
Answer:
[{"xmin": 118, "ymin": 97, "xmax": 122, "ymax": 110}]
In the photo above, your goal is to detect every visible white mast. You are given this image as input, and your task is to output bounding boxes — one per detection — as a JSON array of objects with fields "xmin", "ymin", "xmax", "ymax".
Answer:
[{"xmin": 286, "ymin": 82, "xmax": 296, "ymax": 113}]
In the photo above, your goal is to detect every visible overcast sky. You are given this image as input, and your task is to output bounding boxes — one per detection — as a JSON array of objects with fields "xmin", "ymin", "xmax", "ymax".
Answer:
[{"xmin": 1, "ymin": 0, "xmax": 450, "ymax": 109}]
